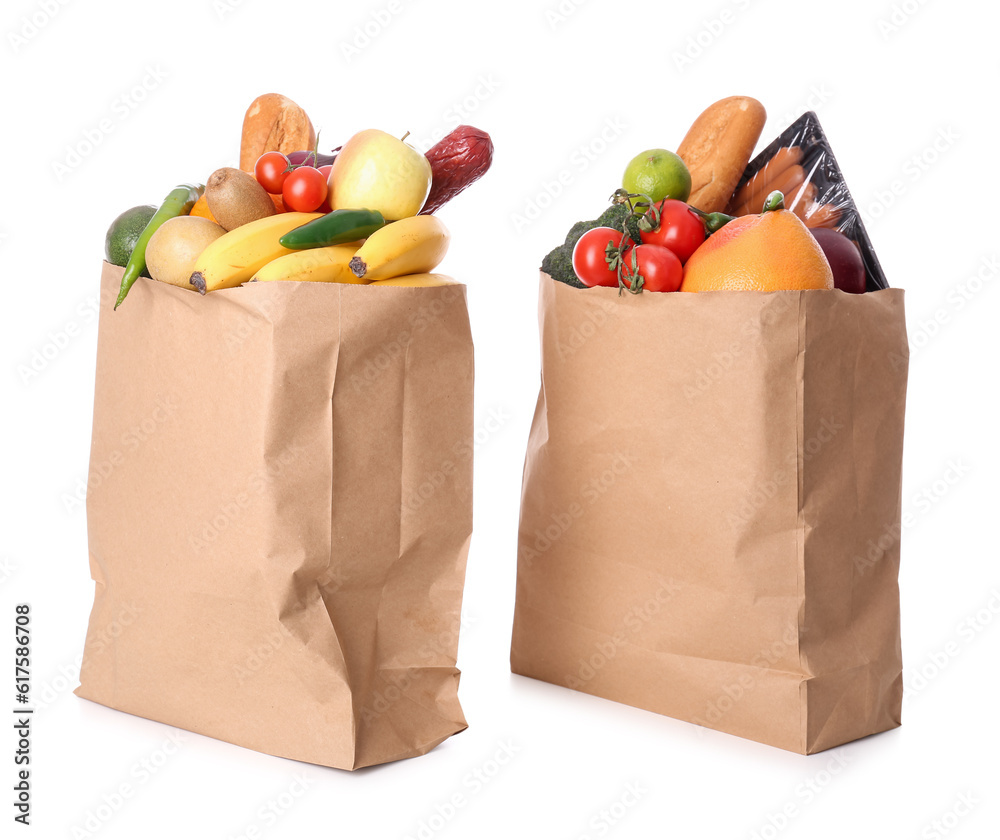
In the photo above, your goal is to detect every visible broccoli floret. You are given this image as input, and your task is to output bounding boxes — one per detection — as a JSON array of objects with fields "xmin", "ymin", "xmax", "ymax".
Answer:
[
  {"xmin": 596, "ymin": 202, "xmax": 643, "ymax": 243},
  {"xmin": 595, "ymin": 202, "xmax": 628, "ymax": 229},
  {"xmin": 541, "ymin": 242, "xmax": 586, "ymax": 288},
  {"xmin": 541, "ymin": 202, "xmax": 642, "ymax": 288},
  {"xmin": 565, "ymin": 219, "xmax": 592, "ymax": 248}
]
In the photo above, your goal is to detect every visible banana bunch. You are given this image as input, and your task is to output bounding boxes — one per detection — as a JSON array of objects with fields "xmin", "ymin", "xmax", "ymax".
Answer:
[
  {"xmin": 346, "ymin": 216, "xmax": 450, "ymax": 283},
  {"xmin": 191, "ymin": 214, "xmax": 453, "ymax": 291},
  {"xmin": 253, "ymin": 244, "xmax": 362, "ymax": 284},
  {"xmin": 189, "ymin": 212, "xmax": 322, "ymax": 293}
]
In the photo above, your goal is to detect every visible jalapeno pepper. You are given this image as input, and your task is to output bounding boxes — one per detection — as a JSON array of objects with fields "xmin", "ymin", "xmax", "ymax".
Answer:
[
  {"xmin": 115, "ymin": 183, "xmax": 204, "ymax": 309},
  {"xmin": 279, "ymin": 208, "xmax": 386, "ymax": 250}
]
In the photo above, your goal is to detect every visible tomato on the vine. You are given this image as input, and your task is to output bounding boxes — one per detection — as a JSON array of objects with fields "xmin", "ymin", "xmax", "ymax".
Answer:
[
  {"xmin": 639, "ymin": 199, "xmax": 705, "ymax": 264},
  {"xmin": 254, "ymin": 151, "xmax": 291, "ymax": 194},
  {"xmin": 317, "ymin": 164, "xmax": 334, "ymax": 213},
  {"xmin": 282, "ymin": 166, "xmax": 328, "ymax": 212},
  {"xmin": 621, "ymin": 244, "xmax": 683, "ymax": 293},
  {"xmin": 572, "ymin": 227, "xmax": 626, "ymax": 287}
]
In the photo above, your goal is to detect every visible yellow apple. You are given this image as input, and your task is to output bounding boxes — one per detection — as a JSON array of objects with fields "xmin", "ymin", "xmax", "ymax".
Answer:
[{"xmin": 329, "ymin": 129, "xmax": 432, "ymax": 220}]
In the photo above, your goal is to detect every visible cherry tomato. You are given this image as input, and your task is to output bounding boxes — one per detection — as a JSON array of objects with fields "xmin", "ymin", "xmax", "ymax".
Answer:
[
  {"xmin": 621, "ymin": 244, "xmax": 683, "ymax": 293},
  {"xmin": 639, "ymin": 199, "xmax": 705, "ymax": 264},
  {"xmin": 572, "ymin": 227, "xmax": 626, "ymax": 287},
  {"xmin": 317, "ymin": 164, "xmax": 333, "ymax": 213},
  {"xmin": 254, "ymin": 152, "xmax": 290, "ymax": 194},
  {"xmin": 282, "ymin": 166, "xmax": 329, "ymax": 212}
]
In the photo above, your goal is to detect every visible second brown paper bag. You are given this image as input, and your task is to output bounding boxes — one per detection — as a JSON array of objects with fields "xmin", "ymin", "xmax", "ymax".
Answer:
[{"xmin": 511, "ymin": 274, "xmax": 908, "ymax": 754}]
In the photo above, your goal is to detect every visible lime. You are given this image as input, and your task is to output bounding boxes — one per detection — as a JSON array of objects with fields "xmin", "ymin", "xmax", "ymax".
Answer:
[
  {"xmin": 622, "ymin": 149, "xmax": 691, "ymax": 204},
  {"xmin": 105, "ymin": 205, "xmax": 157, "ymax": 267}
]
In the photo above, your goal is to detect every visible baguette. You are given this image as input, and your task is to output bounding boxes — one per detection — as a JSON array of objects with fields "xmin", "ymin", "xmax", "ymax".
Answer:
[
  {"xmin": 239, "ymin": 93, "xmax": 316, "ymax": 173},
  {"xmin": 677, "ymin": 96, "xmax": 766, "ymax": 213}
]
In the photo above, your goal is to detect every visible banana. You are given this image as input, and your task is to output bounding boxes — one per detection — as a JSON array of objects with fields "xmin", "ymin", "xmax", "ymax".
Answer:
[
  {"xmin": 348, "ymin": 215, "xmax": 449, "ymax": 282},
  {"xmin": 370, "ymin": 273, "xmax": 457, "ymax": 288},
  {"xmin": 189, "ymin": 212, "xmax": 322, "ymax": 293},
  {"xmin": 251, "ymin": 244, "xmax": 362, "ymax": 284}
]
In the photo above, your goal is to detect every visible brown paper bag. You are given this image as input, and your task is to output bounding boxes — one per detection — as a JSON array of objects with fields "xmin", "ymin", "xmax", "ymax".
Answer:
[
  {"xmin": 77, "ymin": 262, "xmax": 474, "ymax": 770},
  {"xmin": 511, "ymin": 273, "xmax": 908, "ymax": 754}
]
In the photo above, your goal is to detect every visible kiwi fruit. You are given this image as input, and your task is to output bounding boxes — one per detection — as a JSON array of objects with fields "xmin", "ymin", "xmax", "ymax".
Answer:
[
  {"xmin": 145, "ymin": 216, "xmax": 227, "ymax": 289},
  {"xmin": 205, "ymin": 167, "xmax": 276, "ymax": 230}
]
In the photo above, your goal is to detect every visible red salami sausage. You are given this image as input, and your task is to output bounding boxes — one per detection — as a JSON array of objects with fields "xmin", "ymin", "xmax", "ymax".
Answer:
[{"xmin": 420, "ymin": 125, "xmax": 494, "ymax": 214}]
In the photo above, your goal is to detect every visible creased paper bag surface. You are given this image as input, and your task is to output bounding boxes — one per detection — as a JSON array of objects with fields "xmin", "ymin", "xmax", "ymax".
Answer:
[
  {"xmin": 511, "ymin": 273, "xmax": 908, "ymax": 754},
  {"xmin": 77, "ymin": 262, "xmax": 474, "ymax": 770}
]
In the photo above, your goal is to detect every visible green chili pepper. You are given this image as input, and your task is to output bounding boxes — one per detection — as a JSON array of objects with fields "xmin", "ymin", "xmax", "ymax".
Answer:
[
  {"xmin": 115, "ymin": 183, "xmax": 204, "ymax": 309},
  {"xmin": 279, "ymin": 208, "xmax": 386, "ymax": 250}
]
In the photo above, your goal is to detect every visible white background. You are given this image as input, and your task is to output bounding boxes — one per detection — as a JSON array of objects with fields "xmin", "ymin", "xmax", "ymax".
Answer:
[{"xmin": 2, "ymin": 0, "xmax": 998, "ymax": 837}]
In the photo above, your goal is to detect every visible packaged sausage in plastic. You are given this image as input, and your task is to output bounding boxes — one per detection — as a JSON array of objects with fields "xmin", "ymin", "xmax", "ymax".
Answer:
[{"xmin": 726, "ymin": 111, "xmax": 889, "ymax": 291}]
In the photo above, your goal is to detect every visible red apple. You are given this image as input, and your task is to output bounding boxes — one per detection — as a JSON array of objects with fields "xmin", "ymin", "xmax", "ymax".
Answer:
[{"xmin": 810, "ymin": 228, "xmax": 866, "ymax": 294}]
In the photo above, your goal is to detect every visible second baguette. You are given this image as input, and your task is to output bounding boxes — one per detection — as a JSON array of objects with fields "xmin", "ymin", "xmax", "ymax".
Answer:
[{"xmin": 677, "ymin": 96, "xmax": 767, "ymax": 214}]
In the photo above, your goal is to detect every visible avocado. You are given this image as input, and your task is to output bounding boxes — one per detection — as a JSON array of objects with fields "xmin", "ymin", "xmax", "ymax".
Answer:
[{"xmin": 105, "ymin": 205, "xmax": 157, "ymax": 270}]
